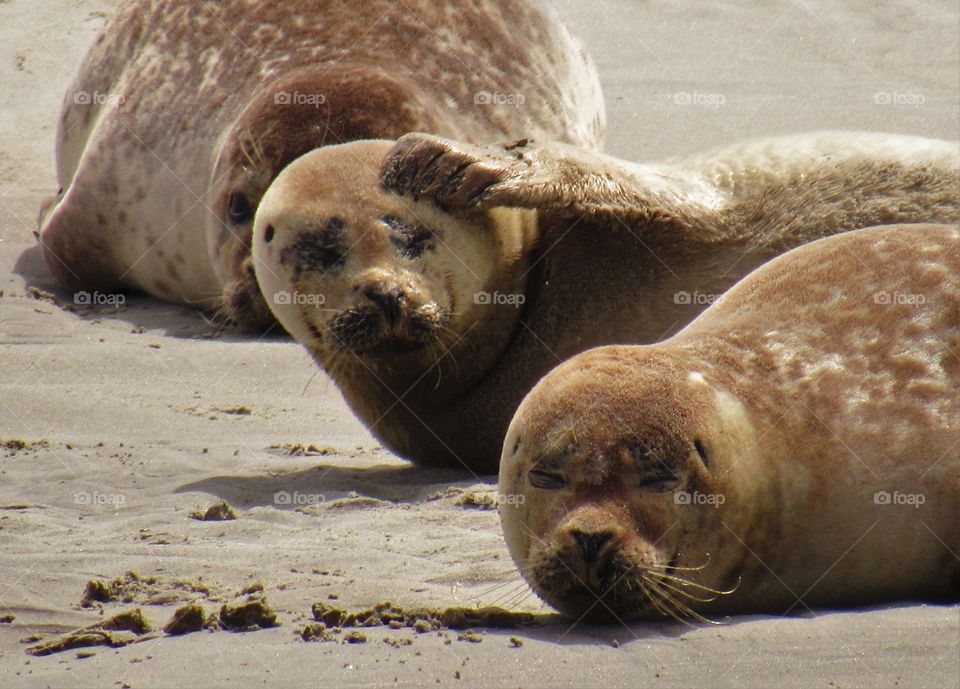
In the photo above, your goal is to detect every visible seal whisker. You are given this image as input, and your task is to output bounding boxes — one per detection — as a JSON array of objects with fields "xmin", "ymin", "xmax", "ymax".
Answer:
[
  {"xmin": 640, "ymin": 578, "xmax": 690, "ymax": 624},
  {"xmin": 648, "ymin": 571, "xmax": 740, "ymax": 597},
  {"xmin": 644, "ymin": 578, "xmax": 722, "ymax": 626},
  {"xmin": 645, "ymin": 554, "xmax": 712, "ymax": 573},
  {"xmin": 647, "ymin": 574, "xmax": 721, "ymax": 604}
]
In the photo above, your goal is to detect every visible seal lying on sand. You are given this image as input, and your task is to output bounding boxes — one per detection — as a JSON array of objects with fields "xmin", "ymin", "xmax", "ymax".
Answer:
[
  {"xmin": 252, "ymin": 131, "xmax": 959, "ymax": 471},
  {"xmin": 38, "ymin": 0, "xmax": 604, "ymax": 329},
  {"xmin": 498, "ymin": 223, "xmax": 960, "ymax": 621}
]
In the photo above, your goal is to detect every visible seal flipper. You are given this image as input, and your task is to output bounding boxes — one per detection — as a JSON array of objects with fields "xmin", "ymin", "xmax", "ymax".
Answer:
[
  {"xmin": 379, "ymin": 134, "xmax": 724, "ymax": 235},
  {"xmin": 38, "ymin": 183, "xmax": 121, "ymax": 292}
]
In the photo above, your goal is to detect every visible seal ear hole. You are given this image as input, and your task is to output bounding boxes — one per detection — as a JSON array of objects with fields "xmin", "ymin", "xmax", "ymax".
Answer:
[
  {"xmin": 264, "ymin": 225, "xmax": 275, "ymax": 244},
  {"xmin": 512, "ymin": 436, "xmax": 522, "ymax": 455},
  {"xmin": 694, "ymin": 439, "xmax": 709, "ymax": 467},
  {"xmin": 228, "ymin": 191, "xmax": 254, "ymax": 225}
]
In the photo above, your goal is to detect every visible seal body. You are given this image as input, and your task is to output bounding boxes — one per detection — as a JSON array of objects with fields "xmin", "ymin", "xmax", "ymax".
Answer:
[
  {"xmin": 498, "ymin": 223, "xmax": 960, "ymax": 621},
  {"xmin": 255, "ymin": 131, "xmax": 959, "ymax": 471},
  {"xmin": 38, "ymin": 0, "xmax": 604, "ymax": 327}
]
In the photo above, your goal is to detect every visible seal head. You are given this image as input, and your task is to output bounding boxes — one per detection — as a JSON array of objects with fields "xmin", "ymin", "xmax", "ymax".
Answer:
[
  {"xmin": 253, "ymin": 140, "xmax": 537, "ymax": 430},
  {"xmin": 209, "ymin": 67, "xmax": 447, "ymax": 330},
  {"xmin": 499, "ymin": 346, "xmax": 745, "ymax": 622}
]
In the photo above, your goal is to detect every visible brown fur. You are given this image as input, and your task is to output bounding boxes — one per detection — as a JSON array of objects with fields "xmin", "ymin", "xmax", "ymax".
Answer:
[
  {"xmin": 500, "ymin": 224, "xmax": 960, "ymax": 620},
  {"xmin": 39, "ymin": 0, "xmax": 603, "ymax": 327},
  {"xmin": 267, "ymin": 131, "xmax": 958, "ymax": 471}
]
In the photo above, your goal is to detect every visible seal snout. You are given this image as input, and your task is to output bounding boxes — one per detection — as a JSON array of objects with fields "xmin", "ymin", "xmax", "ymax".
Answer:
[{"xmin": 362, "ymin": 285, "xmax": 406, "ymax": 327}]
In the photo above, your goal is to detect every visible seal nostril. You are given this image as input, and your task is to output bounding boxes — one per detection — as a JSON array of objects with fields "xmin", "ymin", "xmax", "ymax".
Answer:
[
  {"xmin": 264, "ymin": 224, "xmax": 275, "ymax": 244},
  {"xmin": 694, "ymin": 438, "xmax": 709, "ymax": 467},
  {"xmin": 571, "ymin": 530, "xmax": 614, "ymax": 566},
  {"xmin": 364, "ymin": 286, "xmax": 404, "ymax": 325}
]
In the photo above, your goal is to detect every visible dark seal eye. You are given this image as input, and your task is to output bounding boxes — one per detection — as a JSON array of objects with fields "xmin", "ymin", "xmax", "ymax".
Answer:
[
  {"xmin": 637, "ymin": 474, "xmax": 679, "ymax": 492},
  {"xmin": 382, "ymin": 215, "xmax": 435, "ymax": 259},
  {"xmin": 228, "ymin": 191, "xmax": 253, "ymax": 225},
  {"xmin": 280, "ymin": 218, "xmax": 347, "ymax": 276},
  {"xmin": 528, "ymin": 469, "xmax": 566, "ymax": 490},
  {"xmin": 263, "ymin": 224, "xmax": 275, "ymax": 244}
]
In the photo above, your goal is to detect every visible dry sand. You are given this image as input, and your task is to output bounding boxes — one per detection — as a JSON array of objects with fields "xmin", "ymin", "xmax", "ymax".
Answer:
[{"xmin": 1, "ymin": 1, "xmax": 957, "ymax": 687}]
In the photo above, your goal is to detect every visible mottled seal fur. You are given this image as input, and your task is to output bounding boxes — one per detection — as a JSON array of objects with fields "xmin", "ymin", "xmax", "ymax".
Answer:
[
  {"xmin": 253, "ymin": 131, "xmax": 959, "ymax": 471},
  {"xmin": 38, "ymin": 0, "xmax": 604, "ymax": 328},
  {"xmin": 499, "ymin": 223, "xmax": 960, "ymax": 621}
]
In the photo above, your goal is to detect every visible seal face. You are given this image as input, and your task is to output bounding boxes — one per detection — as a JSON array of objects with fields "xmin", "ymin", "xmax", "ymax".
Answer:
[
  {"xmin": 257, "ymin": 130, "xmax": 959, "ymax": 471},
  {"xmin": 253, "ymin": 140, "xmax": 540, "ymax": 458},
  {"xmin": 499, "ymin": 224, "xmax": 960, "ymax": 621},
  {"xmin": 38, "ymin": 0, "xmax": 605, "ymax": 329}
]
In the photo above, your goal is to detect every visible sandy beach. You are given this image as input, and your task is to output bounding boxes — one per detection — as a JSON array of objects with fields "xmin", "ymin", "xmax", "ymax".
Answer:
[{"xmin": 1, "ymin": 1, "xmax": 957, "ymax": 687}]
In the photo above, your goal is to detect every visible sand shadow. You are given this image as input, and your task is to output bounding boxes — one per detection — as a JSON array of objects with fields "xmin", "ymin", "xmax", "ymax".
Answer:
[
  {"xmin": 486, "ymin": 606, "xmax": 879, "ymax": 645},
  {"xmin": 176, "ymin": 461, "xmax": 490, "ymax": 507},
  {"xmin": 13, "ymin": 243, "xmax": 278, "ymax": 340}
]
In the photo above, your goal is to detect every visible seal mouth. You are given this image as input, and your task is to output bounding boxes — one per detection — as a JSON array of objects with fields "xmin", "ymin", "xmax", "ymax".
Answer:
[
  {"xmin": 325, "ymin": 304, "xmax": 443, "ymax": 355},
  {"xmin": 531, "ymin": 544, "xmax": 730, "ymax": 623},
  {"xmin": 532, "ymin": 551, "xmax": 649, "ymax": 622}
]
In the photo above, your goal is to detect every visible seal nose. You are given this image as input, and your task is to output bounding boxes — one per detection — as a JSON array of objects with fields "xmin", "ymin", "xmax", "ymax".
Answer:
[
  {"xmin": 364, "ymin": 286, "xmax": 405, "ymax": 325},
  {"xmin": 571, "ymin": 529, "xmax": 614, "ymax": 567}
]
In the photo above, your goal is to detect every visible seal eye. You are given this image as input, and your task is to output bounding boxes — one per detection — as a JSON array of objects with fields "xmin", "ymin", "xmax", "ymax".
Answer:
[
  {"xmin": 263, "ymin": 225, "xmax": 275, "ymax": 244},
  {"xmin": 228, "ymin": 191, "xmax": 253, "ymax": 225},
  {"xmin": 382, "ymin": 215, "xmax": 435, "ymax": 259},
  {"xmin": 528, "ymin": 469, "xmax": 566, "ymax": 490},
  {"xmin": 637, "ymin": 473, "xmax": 679, "ymax": 492}
]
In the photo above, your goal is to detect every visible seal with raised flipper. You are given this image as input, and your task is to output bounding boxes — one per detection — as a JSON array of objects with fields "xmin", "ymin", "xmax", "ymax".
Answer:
[
  {"xmin": 38, "ymin": 0, "xmax": 605, "ymax": 329},
  {"xmin": 497, "ymin": 223, "xmax": 960, "ymax": 621},
  {"xmin": 251, "ymin": 131, "xmax": 959, "ymax": 471}
]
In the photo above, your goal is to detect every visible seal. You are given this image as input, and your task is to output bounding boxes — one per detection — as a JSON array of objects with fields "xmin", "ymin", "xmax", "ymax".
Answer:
[
  {"xmin": 253, "ymin": 131, "xmax": 959, "ymax": 471},
  {"xmin": 37, "ymin": 0, "xmax": 604, "ymax": 329},
  {"xmin": 498, "ymin": 223, "xmax": 960, "ymax": 622}
]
